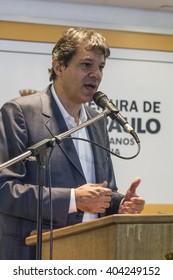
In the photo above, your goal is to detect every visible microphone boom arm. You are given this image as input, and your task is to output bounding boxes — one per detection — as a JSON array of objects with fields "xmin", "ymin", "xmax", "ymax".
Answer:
[
  {"xmin": 0, "ymin": 105, "xmax": 140, "ymax": 172},
  {"xmin": 0, "ymin": 108, "xmax": 110, "ymax": 171}
]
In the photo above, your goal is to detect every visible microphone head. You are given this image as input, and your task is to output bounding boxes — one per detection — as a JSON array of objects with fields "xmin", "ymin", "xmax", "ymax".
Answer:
[{"xmin": 93, "ymin": 91, "xmax": 108, "ymax": 109}]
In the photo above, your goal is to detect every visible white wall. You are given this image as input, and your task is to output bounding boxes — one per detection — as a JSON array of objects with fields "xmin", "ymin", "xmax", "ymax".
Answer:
[{"xmin": 1, "ymin": 40, "xmax": 173, "ymax": 204}]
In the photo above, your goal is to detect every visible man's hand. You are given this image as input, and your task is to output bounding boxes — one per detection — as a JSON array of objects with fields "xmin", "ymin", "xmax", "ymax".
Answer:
[
  {"xmin": 118, "ymin": 177, "xmax": 145, "ymax": 214},
  {"xmin": 75, "ymin": 181, "xmax": 112, "ymax": 213}
]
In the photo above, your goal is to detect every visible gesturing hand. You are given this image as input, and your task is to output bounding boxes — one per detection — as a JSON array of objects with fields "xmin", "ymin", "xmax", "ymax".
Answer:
[
  {"xmin": 75, "ymin": 181, "xmax": 112, "ymax": 213},
  {"xmin": 118, "ymin": 177, "xmax": 145, "ymax": 214}
]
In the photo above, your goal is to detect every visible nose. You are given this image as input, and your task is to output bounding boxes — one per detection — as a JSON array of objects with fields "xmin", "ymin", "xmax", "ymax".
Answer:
[{"xmin": 89, "ymin": 67, "xmax": 103, "ymax": 80}]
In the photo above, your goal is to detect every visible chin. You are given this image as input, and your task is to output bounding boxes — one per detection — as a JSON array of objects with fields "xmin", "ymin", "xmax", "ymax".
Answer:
[{"xmin": 83, "ymin": 96, "xmax": 93, "ymax": 104}]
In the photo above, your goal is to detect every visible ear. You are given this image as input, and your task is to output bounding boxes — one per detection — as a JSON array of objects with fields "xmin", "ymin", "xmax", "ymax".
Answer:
[{"xmin": 52, "ymin": 60, "xmax": 64, "ymax": 77}]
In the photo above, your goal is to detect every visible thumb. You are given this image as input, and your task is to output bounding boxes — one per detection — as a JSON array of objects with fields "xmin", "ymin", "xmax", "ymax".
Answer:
[
  {"xmin": 95, "ymin": 181, "xmax": 108, "ymax": 188},
  {"xmin": 124, "ymin": 177, "xmax": 141, "ymax": 201},
  {"xmin": 128, "ymin": 177, "xmax": 141, "ymax": 195},
  {"xmin": 101, "ymin": 180, "xmax": 108, "ymax": 188}
]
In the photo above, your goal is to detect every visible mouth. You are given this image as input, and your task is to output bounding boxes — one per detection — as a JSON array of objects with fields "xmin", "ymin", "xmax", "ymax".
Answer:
[{"xmin": 84, "ymin": 83, "xmax": 97, "ymax": 92}]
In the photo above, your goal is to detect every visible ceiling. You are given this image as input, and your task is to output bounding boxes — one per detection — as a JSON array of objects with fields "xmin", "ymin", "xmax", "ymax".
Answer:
[
  {"xmin": 29, "ymin": 0, "xmax": 173, "ymax": 12},
  {"xmin": 2, "ymin": 0, "xmax": 173, "ymax": 35}
]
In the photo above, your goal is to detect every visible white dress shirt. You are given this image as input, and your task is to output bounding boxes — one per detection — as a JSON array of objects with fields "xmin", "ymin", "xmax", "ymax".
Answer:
[{"xmin": 51, "ymin": 84, "xmax": 98, "ymax": 222}]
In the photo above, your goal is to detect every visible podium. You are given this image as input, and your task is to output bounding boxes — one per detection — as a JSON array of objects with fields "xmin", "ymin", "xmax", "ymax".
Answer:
[{"xmin": 25, "ymin": 214, "xmax": 173, "ymax": 260}]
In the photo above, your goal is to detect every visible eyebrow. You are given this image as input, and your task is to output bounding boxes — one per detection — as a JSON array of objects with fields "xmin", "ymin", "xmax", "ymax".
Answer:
[{"xmin": 80, "ymin": 58, "xmax": 105, "ymax": 65}]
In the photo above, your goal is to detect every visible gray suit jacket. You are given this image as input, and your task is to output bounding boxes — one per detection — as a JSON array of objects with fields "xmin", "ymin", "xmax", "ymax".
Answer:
[{"xmin": 0, "ymin": 85, "xmax": 124, "ymax": 259}]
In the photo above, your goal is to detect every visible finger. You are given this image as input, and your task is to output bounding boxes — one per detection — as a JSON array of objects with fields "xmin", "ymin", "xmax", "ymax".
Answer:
[
  {"xmin": 90, "ymin": 181, "xmax": 108, "ymax": 188},
  {"xmin": 96, "ymin": 181, "xmax": 112, "ymax": 196},
  {"xmin": 102, "ymin": 202, "xmax": 110, "ymax": 209},
  {"xmin": 130, "ymin": 196, "xmax": 145, "ymax": 204},
  {"xmin": 128, "ymin": 177, "xmax": 141, "ymax": 195},
  {"xmin": 122, "ymin": 199, "xmax": 144, "ymax": 213},
  {"xmin": 119, "ymin": 206, "xmax": 134, "ymax": 214},
  {"xmin": 100, "ymin": 181, "xmax": 108, "ymax": 188},
  {"xmin": 104, "ymin": 195, "xmax": 112, "ymax": 202}
]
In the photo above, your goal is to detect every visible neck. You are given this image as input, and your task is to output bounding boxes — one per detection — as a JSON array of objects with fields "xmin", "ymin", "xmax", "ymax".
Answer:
[
  {"xmin": 74, "ymin": 115, "xmax": 80, "ymax": 125},
  {"xmin": 53, "ymin": 82, "xmax": 81, "ymax": 119}
]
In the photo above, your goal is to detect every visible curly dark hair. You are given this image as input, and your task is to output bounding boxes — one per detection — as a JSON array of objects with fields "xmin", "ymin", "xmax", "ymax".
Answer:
[{"xmin": 49, "ymin": 27, "xmax": 110, "ymax": 81}]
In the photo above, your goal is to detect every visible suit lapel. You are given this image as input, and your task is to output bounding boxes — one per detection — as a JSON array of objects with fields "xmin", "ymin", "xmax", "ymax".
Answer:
[
  {"xmin": 87, "ymin": 121, "xmax": 107, "ymax": 219},
  {"xmin": 87, "ymin": 128, "xmax": 104, "ymax": 177},
  {"xmin": 40, "ymin": 87, "xmax": 85, "ymax": 179}
]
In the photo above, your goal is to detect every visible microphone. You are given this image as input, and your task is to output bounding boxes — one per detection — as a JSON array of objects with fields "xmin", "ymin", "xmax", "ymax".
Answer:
[{"xmin": 93, "ymin": 91, "xmax": 140, "ymax": 143}]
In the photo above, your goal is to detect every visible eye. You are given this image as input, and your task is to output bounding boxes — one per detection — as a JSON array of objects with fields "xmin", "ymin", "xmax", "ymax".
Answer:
[
  {"xmin": 99, "ymin": 65, "xmax": 105, "ymax": 72},
  {"xmin": 81, "ymin": 62, "xmax": 92, "ymax": 70}
]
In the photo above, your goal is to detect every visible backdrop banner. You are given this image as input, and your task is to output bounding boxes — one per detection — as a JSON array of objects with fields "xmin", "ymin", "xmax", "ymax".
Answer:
[{"xmin": 1, "ymin": 40, "xmax": 173, "ymax": 203}]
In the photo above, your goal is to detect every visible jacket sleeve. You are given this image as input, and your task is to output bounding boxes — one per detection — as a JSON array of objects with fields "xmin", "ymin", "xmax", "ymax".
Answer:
[{"xmin": 0, "ymin": 100, "xmax": 71, "ymax": 228}]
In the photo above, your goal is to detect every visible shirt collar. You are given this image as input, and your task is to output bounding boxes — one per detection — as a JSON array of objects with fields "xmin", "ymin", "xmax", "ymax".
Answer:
[{"xmin": 51, "ymin": 84, "xmax": 87, "ymax": 126}]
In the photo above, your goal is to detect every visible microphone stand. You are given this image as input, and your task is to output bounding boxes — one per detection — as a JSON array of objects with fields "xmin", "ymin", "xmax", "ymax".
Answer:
[{"xmin": 0, "ymin": 108, "xmax": 110, "ymax": 259}]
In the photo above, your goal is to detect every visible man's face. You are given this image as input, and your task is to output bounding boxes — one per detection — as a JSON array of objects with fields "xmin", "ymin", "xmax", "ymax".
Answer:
[{"xmin": 58, "ymin": 46, "xmax": 106, "ymax": 105}]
